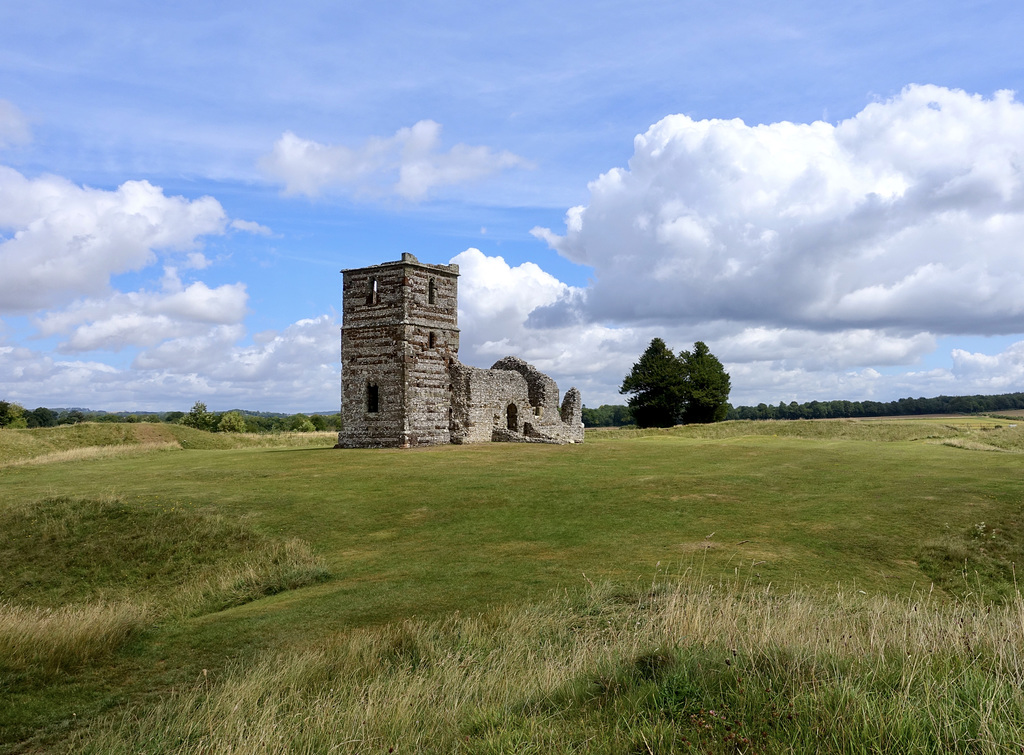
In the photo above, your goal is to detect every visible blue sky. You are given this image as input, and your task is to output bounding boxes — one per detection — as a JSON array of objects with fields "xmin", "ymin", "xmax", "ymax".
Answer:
[{"xmin": 2, "ymin": 0, "xmax": 1024, "ymax": 411}]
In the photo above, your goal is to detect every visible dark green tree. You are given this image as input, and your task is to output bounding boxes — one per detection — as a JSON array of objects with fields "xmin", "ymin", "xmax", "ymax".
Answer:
[
  {"xmin": 581, "ymin": 404, "xmax": 635, "ymax": 427},
  {"xmin": 27, "ymin": 406, "xmax": 58, "ymax": 428},
  {"xmin": 218, "ymin": 410, "xmax": 248, "ymax": 433},
  {"xmin": 0, "ymin": 400, "xmax": 27, "ymax": 428},
  {"xmin": 181, "ymin": 401, "xmax": 216, "ymax": 431},
  {"xmin": 619, "ymin": 338, "xmax": 687, "ymax": 427},
  {"xmin": 679, "ymin": 341, "xmax": 731, "ymax": 424},
  {"xmin": 288, "ymin": 413, "xmax": 316, "ymax": 432}
]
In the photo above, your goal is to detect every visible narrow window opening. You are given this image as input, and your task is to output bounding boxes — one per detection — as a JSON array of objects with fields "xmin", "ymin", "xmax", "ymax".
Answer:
[
  {"xmin": 367, "ymin": 383, "xmax": 379, "ymax": 413},
  {"xmin": 506, "ymin": 403, "xmax": 518, "ymax": 432},
  {"xmin": 367, "ymin": 278, "xmax": 379, "ymax": 305},
  {"xmin": 428, "ymin": 278, "xmax": 436, "ymax": 305},
  {"xmin": 428, "ymin": 331, "xmax": 437, "ymax": 348}
]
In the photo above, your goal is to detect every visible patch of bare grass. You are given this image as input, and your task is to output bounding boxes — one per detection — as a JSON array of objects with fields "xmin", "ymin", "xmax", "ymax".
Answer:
[{"xmin": 928, "ymin": 423, "xmax": 1024, "ymax": 453}]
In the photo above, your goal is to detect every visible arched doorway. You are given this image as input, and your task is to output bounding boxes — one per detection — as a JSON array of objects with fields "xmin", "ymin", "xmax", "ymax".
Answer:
[{"xmin": 506, "ymin": 403, "xmax": 518, "ymax": 432}]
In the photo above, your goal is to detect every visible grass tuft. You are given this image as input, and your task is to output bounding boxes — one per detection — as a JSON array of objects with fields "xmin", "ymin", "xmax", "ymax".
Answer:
[{"xmin": 919, "ymin": 518, "xmax": 1024, "ymax": 603}]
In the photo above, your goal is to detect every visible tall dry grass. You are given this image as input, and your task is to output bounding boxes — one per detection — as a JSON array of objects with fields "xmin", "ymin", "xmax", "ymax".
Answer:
[
  {"xmin": 0, "ymin": 601, "xmax": 150, "ymax": 677},
  {"xmin": 69, "ymin": 579, "xmax": 1024, "ymax": 754}
]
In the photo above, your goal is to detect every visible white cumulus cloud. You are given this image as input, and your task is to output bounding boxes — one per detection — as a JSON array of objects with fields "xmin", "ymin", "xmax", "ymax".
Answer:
[
  {"xmin": 34, "ymin": 270, "xmax": 249, "ymax": 353},
  {"xmin": 532, "ymin": 85, "xmax": 1024, "ymax": 336},
  {"xmin": 261, "ymin": 120, "xmax": 526, "ymax": 201},
  {"xmin": 451, "ymin": 248, "xmax": 644, "ymax": 404},
  {"xmin": 449, "ymin": 242, "xmax": 1024, "ymax": 407},
  {"xmin": 0, "ymin": 167, "xmax": 229, "ymax": 312},
  {"xmin": 950, "ymin": 342, "xmax": 1024, "ymax": 393}
]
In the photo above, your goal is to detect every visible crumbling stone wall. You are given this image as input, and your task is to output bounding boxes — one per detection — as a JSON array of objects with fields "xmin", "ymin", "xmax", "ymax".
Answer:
[
  {"xmin": 337, "ymin": 254, "xmax": 583, "ymax": 448},
  {"xmin": 449, "ymin": 357, "xmax": 583, "ymax": 444}
]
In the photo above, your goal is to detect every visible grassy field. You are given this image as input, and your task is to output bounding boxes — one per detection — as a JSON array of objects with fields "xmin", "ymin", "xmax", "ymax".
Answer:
[{"xmin": 1, "ymin": 418, "xmax": 1023, "ymax": 752}]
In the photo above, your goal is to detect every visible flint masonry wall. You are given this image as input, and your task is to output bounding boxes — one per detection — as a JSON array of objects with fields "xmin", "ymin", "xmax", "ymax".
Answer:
[{"xmin": 337, "ymin": 254, "xmax": 583, "ymax": 448}]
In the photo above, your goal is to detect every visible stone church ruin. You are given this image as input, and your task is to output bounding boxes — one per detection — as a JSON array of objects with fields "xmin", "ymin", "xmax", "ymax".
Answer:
[{"xmin": 336, "ymin": 253, "xmax": 584, "ymax": 448}]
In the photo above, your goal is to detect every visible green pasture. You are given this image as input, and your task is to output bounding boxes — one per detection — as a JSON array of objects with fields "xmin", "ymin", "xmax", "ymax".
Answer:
[{"xmin": 1, "ymin": 418, "xmax": 1023, "ymax": 752}]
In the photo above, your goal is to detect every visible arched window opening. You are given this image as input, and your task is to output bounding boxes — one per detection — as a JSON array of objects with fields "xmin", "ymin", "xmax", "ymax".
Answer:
[
  {"xmin": 367, "ymin": 383, "xmax": 379, "ymax": 413},
  {"xmin": 428, "ymin": 331, "xmax": 437, "ymax": 348},
  {"xmin": 506, "ymin": 403, "xmax": 518, "ymax": 432},
  {"xmin": 367, "ymin": 278, "xmax": 379, "ymax": 305},
  {"xmin": 428, "ymin": 278, "xmax": 436, "ymax": 305}
]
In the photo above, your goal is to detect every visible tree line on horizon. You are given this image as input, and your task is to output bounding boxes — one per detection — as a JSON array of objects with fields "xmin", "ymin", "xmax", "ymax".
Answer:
[
  {"xmin": 582, "ymin": 390, "xmax": 1024, "ymax": 427},
  {"xmin": 0, "ymin": 400, "xmax": 343, "ymax": 433},
  {"xmin": 727, "ymin": 391, "xmax": 1024, "ymax": 420},
  {"xmin": 7, "ymin": 387, "xmax": 1024, "ymax": 433},
  {"xmin": 582, "ymin": 339, "xmax": 1024, "ymax": 427}
]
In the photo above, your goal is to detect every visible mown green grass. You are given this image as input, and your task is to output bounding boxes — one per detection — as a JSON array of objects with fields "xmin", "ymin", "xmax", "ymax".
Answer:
[{"xmin": 1, "ymin": 419, "xmax": 1023, "ymax": 752}]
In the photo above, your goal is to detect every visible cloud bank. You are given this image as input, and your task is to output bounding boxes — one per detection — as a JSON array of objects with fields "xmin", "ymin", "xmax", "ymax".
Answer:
[
  {"xmin": 464, "ymin": 86, "xmax": 1024, "ymax": 405},
  {"xmin": 5, "ymin": 86, "xmax": 1024, "ymax": 412},
  {"xmin": 261, "ymin": 120, "xmax": 526, "ymax": 200},
  {"xmin": 0, "ymin": 315, "xmax": 340, "ymax": 411},
  {"xmin": 0, "ymin": 157, "xmax": 340, "ymax": 411},
  {"xmin": 0, "ymin": 168, "xmax": 228, "ymax": 312}
]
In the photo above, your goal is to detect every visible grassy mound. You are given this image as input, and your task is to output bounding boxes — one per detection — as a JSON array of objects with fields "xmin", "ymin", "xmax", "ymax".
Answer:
[
  {"xmin": 0, "ymin": 494, "xmax": 330, "ymax": 746},
  {"xmin": 592, "ymin": 416, "xmax": 1024, "ymax": 447},
  {"xmin": 0, "ymin": 495, "xmax": 329, "ymax": 611},
  {"xmin": 0, "ymin": 423, "xmax": 338, "ymax": 465}
]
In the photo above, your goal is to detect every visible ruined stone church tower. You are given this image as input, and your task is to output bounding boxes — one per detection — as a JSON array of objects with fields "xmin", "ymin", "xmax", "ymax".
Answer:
[
  {"xmin": 338, "ymin": 253, "xmax": 459, "ymax": 448},
  {"xmin": 337, "ymin": 253, "xmax": 584, "ymax": 449}
]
